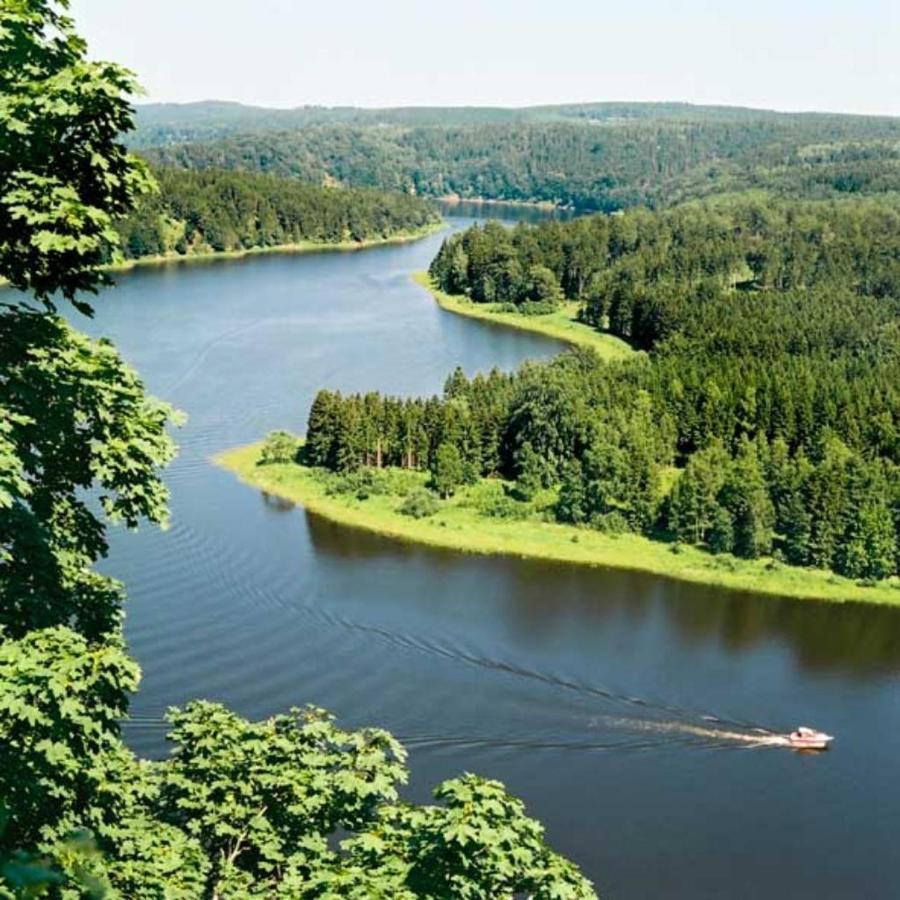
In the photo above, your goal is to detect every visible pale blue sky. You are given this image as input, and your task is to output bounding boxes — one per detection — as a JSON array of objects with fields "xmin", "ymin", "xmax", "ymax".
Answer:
[{"xmin": 70, "ymin": 0, "xmax": 899, "ymax": 115}]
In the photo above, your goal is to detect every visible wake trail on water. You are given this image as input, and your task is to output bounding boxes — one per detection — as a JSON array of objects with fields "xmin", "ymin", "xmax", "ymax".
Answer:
[
  {"xmin": 596, "ymin": 716, "xmax": 790, "ymax": 749},
  {"xmin": 124, "ymin": 606, "xmax": 788, "ymax": 751},
  {"xmin": 306, "ymin": 607, "xmax": 784, "ymax": 741},
  {"xmin": 122, "ymin": 583, "xmax": 785, "ymax": 752}
]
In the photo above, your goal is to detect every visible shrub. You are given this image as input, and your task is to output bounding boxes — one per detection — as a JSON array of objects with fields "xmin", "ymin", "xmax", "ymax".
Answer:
[
  {"xmin": 592, "ymin": 511, "xmax": 630, "ymax": 534},
  {"xmin": 399, "ymin": 489, "xmax": 440, "ymax": 519},
  {"xmin": 259, "ymin": 430, "xmax": 299, "ymax": 465},
  {"xmin": 326, "ymin": 469, "xmax": 386, "ymax": 499},
  {"xmin": 518, "ymin": 299, "xmax": 558, "ymax": 316},
  {"xmin": 478, "ymin": 493, "xmax": 531, "ymax": 520}
]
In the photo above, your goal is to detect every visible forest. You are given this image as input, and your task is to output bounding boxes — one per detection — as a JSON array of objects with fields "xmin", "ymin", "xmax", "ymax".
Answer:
[
  {"xmin": 304, "ymin": 194, "xmax": 900, "ymax": 583},
  {"xmin": 131, "ymin": 99, "xmax": 871, "ymax": 147},
  {"xmin": 115, "ymin": 167, "xmax": 438, "ymax": 260},
  {"xmin": 140, "ymin": 116, "xmax": 900, "ymax": 211}
]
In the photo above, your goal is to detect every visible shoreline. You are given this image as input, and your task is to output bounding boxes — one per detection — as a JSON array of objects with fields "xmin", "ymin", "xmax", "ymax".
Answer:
[
  {"xmin": 411, "ymin": 272, "xmax": 635, "ymax": 360},
  {"xmin": 214, "ymin": 444, "xmax": 900, "ymax": 607},
  {"xmin": 106, "ymin": 221, "xmax": 446, "ymax": 275},
  {"xmin": 0, "ymin": 223, "xmax": 445, "ymax": 290}
]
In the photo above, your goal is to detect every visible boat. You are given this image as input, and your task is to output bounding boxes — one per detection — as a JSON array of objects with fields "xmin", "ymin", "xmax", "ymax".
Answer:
[{"xmin": 786, "ymin": 726, "xmax": 834, "ymax": 750}]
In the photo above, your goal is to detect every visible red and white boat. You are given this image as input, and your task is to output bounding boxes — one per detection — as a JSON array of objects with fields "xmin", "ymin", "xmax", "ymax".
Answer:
[{"xmin": 786, "ymin": 726, "xmax": 833, "ymax": 750}]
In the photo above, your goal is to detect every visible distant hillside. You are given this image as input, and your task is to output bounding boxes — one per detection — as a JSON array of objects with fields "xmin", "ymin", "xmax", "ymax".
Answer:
[
  {"xmin": 138, "ymin": 112, "xmax": 900, "ymax": 212},
  {"xmin": 132, "ymin": 100, "xmax": 898, "ymax": 148}
]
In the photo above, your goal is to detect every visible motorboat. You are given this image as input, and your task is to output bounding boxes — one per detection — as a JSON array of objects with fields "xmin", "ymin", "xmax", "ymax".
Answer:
[{"xmin": 786, "ymin": 726, "xmax": 833, "ymax": 750}]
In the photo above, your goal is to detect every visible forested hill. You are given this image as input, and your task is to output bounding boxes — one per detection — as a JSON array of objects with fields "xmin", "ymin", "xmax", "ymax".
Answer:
[
  {"xmin": 115, "ymin": 168, "xmax": 439, "ymax": 261},
  {"xmin": 140, "ymin": 115, "xmax": 900, "ymax": 211},
  {"xmin": 307, "ymin": 193, "xmax": 900, "ymax": 585},
  {"xmin": 132, "ymin": 100, "xmax": 900, "ymax": 147}
]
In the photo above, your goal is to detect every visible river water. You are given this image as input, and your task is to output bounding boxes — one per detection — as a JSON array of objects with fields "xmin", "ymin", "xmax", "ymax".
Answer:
[{"xmin": 76, "ymin": 209, "xmax": 900, "ymax": 899}]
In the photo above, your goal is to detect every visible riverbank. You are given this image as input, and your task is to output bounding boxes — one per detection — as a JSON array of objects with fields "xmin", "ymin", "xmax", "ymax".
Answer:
[
  {"xmin": 106, "ymin": 222, "xmax": 446, "ymax": 275},
  {"xmin": 0, "ymin": 223, "xmax": 446, "ymax": 291},
  {"xmin": 215, "ymin": 443, "xmax": 900, "ymax": 606},
  {"xmin": 411, "ymin": 273, "xmax": 635, "ymax": 360}
]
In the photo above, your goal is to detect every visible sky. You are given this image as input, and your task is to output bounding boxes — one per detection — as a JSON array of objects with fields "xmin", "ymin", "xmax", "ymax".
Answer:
[{"xmin": 69, "ymin": 0, "xmax": 900, "ymax": 116}]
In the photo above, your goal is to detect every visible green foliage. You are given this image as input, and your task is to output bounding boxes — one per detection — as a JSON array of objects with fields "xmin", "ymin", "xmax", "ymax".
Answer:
[
  {"xmin": 431, "ymin": 443, "xmax": 464, "ymax": 499},
  {"xmin": 398, "ymin": 490, "xmax": 440, "ymax": 519},
  {"xmin": 259, "ymin": 430, "xmax": 299, "ymax": 465},
  {"xmin": 510, "ymin": 443, "xmax": 549, "ymax": 501},
  {"xmin": 0, "ymin": 627, "xmax": 137, "ymax": 851},
  {"xmin": 0, "ymin": 311, "xmax": 178, "ymax": 641},
  {"xmin": 0, "ymin": 0, "xmax": 154, "ymax": 308},
  {"xmin": 0, "ymin": 826, "xmax": 108, "ymax": 899},
  {"xmin": 556, "ymin": 460, "xmax": 587, "ymax": 525},
  {"xmin": 160, "ymin": 702, "xmax": 408, "ymax": 897},
  {"xmin": 382, "ymin": 774, "xmax": 596, "ymax": 900},
  {"xmin": 116, "ymin": 167, "xmax": 438, "ymax": 261},
  {"xmin": 140, "ymin": 108, "xmax": 900, "ymax": 211},
  {"xmin": 324, "ymin": 467, "xmax": 419, "ymax": 501},
  {"xmin": 432, "ymin": 197, "xmax": 900, "ymax": 350},
  {"xmin": 313, "ymin": 194, "xmax": 900, "ymax": 581},
  {"xmin": 469, "ymin": 482, "xmax": 532, "ymax": 521}
]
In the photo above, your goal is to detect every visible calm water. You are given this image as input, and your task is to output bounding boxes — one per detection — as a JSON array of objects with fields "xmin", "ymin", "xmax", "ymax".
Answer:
[{"xmin": 76, "ymin": 213, "xmax": 900, "ymax": 899}]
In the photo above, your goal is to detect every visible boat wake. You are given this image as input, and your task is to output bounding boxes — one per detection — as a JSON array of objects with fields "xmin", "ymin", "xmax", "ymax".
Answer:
[{"xmin": 598, "ymin": 716, "xmax": 791, "ymax": 748}]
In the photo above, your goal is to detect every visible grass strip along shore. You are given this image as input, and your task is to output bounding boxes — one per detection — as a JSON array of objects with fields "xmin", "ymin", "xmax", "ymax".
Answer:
[
  {"xmin": 109, "ymin": 223, "xmax": 446, "ymax": 274},
  {"xmin": 411, "ymin": 272, "xmax": 634, "ymax": 359},
  {"xmin": 215, "ymin": 443, "xmax": 900, "ymax": 606}
]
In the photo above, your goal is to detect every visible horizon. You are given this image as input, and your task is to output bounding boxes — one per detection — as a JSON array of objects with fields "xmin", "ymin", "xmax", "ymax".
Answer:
[{"xmin": 70, "ymin": 0, "xmax": 900, "ymax": 118}]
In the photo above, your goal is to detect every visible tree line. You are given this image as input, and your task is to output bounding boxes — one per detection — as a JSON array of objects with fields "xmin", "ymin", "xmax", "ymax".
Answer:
[
  {"xmin": 307, "ymin": 195, "xmax": 900, "ymax": 582},
  {"xmin": 429, "ymin": 196, "xmax": 900, "ymax": 347},
  {"xmin": 142, "ymin": 116, "xmax": 900, "ymax": 211},
  {"xmin": 131, "ymin": 99, "xmax": 898, "ymax": 148},
  {"xmin": 115, "ymin": 167, "xmax": 438, "ymax": 260}
]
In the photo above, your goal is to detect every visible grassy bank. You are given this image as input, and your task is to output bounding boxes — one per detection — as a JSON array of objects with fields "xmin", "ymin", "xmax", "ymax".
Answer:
[
  {"xmin": 215, "ymin": 443, "xmax": 900, "ymax": 606},
  {"xmin": 412, "ymin": 272, "xmax": 635, "ymax": 360}
]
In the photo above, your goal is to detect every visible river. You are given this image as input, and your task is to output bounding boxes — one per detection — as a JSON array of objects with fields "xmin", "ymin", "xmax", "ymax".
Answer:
[{"xmin": 77, "ymin": 208, "xmax": 900, "ymax": 899}]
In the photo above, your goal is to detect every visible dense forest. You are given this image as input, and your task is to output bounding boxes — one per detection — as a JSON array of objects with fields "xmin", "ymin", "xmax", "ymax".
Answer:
[
  {"xmin": 141, "ymin": 115, "xmax": 900, "ymax": 211},
  {"xmin": 305, "ymin": 195, "xmax": 900, "ymax": 583},
  {"xmin": 115, "ymin": 167, "xmax": 438, "ymax": 259}
]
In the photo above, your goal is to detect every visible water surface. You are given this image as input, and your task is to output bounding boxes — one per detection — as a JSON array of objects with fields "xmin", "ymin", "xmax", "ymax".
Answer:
[{"xmin": 76, "ymin": 213, "xmax": 900, "ymax": 899}]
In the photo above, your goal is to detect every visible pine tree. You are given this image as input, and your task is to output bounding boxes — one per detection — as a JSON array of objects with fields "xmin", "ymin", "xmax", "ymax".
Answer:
[
  {"xmin": 305, "ymin": 390, "xmax": 339, "ymax": 468},
  {"xmin": 837, "ymin": 501, "xmax": 897, "ymax": 581},
  {"xmin": 721, "ymin": 440, "xmax": 774, "ymax": 558}
]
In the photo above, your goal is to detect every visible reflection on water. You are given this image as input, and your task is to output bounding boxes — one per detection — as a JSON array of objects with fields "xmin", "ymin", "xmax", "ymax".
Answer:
[
  {"xmin": 261, "ymin": 492, "xmax": 296, "ymax": 513},
  {"xmin": 434, "ymin": 199, "xmax": 580, "ymax": 223},
  {"xmin": 304, "ymin": 509, "xmax": 900, "ymax": 676}
]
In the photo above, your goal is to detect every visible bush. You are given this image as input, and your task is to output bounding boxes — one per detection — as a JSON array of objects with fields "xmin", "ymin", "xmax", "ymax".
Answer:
[
  {"xmin": 325, "ymin": 468, "xmax": 391, "ymax": 499},
  {"xmin": 259, "ymin": 430, "xmax": 299, "ymax": 465},
  {"xmin": 591, "ymin": 511, "xmax": 630, "ymax": 534},
  {"xmin": 518, "ymin": 299, "xmax": 558, "ymax": 316},
  {"xmin": 476, "ymin": 492, "xmax": 531, "ymax": 520},
  {"xmin": 399, "ymin": 489, "xmax": 440, "ymax": 519}
]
